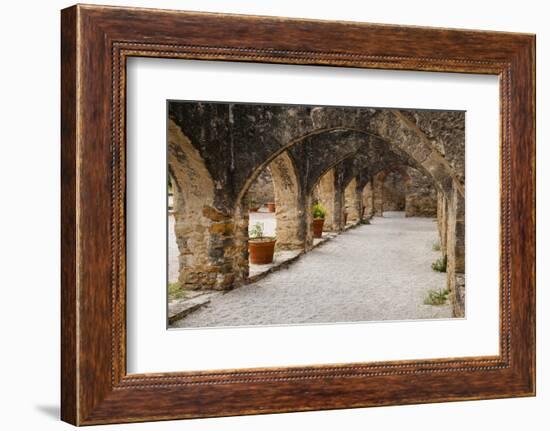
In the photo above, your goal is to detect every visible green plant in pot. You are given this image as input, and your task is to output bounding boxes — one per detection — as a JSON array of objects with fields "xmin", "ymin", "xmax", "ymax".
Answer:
[
  {"xmin": 248, "ymin": 222, "xmax": 276, "ymax": 264},
  {"xmin": 312, "ymin": 202, "xmax": 327, "ymax": 238}
]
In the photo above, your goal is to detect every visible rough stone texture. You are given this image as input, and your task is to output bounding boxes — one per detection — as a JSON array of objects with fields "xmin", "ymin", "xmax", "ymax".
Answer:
[
  {"xmin": 437, "ymin": 191, "xmax": 448, "ymax": 254},
  {"xmin": 405, "ymin": 168, "xmax": 438, "ymax": 217},
  {"xmin": 362, "ymin": 181, "xmax": 374, "ymax": 218},
  {"xmin": 382, "ymin": 171, "xmax": 407, "ymax": 211},
  {"xmin": 167, "ymin": 101, "xmax": 465, "ymax": 315},
  {"xmin": 270, "ymin": 152, "xmax": 305, "ymax": 250},
  {"xmin": 445, "ymin": 184, "xmax": 466, "ymax": 317},
  {"xmin": 168, "ymin": 119, "xmax": 220, "ymax": 290},
  {"xmin": 315, "ymin": 168, "xmax": 338, "ymax": 231},
  {"xmin": 372, "ymin": 172, "xmax": 385, "ymax": 216},
  {"xmin": 344, "ymin": 178, "xmax": 361, "ymax": 223},
  {"xmin": 405, "ymin": 110, "xmax": 466, "ymax": 186},
  {"xmin": 169, "ymin": 102, "xmax": 464, "ymax": 206},
  {"xmin": 171, "ymin": 213, "xmax": 452, "ymax": 328}
]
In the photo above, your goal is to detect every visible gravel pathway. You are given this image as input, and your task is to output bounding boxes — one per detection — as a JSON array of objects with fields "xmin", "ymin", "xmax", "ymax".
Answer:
[{"xmin": 172, "ymin": 212, "xmax": 451, "ymax": 328}]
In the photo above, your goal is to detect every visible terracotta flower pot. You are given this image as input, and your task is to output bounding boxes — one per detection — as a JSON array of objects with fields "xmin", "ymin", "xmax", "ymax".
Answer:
[
  {"xmin": 249, "ymin": 238, "xmax": 276, "ymax": 264},
  {"xmin": 249, "ymin": 206, "xmax": 260, "ymax": 212},
  {"xmin": 312, "ymin": 218, "xmax": 325, "ymax": 238},
  {"xmin": 267, "ymin": 202, "xmax": 276, "ymax": 212}
]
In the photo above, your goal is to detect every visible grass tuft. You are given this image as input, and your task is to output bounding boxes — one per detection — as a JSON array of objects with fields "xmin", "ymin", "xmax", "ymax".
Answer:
[
  {"xmin": 424, "ymin": 288, "xmax": 450, "ymax": 306},
  {"xmin": 431, "ymin": 255, "xmax": 447, "ymax": 272},
  {"xmin": 168, "ymin": 282, "xmax": 188, "ymax": 301}
]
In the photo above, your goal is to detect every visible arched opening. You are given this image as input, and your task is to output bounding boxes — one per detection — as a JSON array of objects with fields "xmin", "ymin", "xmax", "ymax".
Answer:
[
  {"xmin": 244, "ymin": 164, "xmax": 276, "ymax": 244},
  {"xmin": 235, "ymin": 150, "xmax": 305, "ymax": 280},
  {"xmin": 167, "ymin": 119, "xmax": 221, "ymax": 293},
  {"xmin": 313, "ymin": 168, "xmax": 337, "ymax": 232},
  {"xmin": 167, "ymin": 101, "xmax": 466, "ymax": 324}
]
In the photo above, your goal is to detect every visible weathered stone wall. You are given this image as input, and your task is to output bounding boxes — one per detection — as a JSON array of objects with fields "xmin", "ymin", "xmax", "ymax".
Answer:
[
  {"xmin": 405, "ymin": 168, "xmax": 438, "ymax": 217},
  {"xmin": 271, "ymin": 152, "xmax": 305, "ymax": 250},
  {"xmin": 168, "ymin": 119, "xmax": 233, "ymax": 291},
  {"xmin": 344, "ymin": 178, "xmax": 361, "ymax": 223},
  {"xmin": 437, "ymin": 192, "xmax": 448, "ymax": 253},
  {"xmin": 168, "ymin": 101, "xmax": 465, "ymax": 317},
  {"xmin": 382, "ymin": 171, "xmax": 407, "ymax": 212},
  {"xmin": 362, "ymin": 180, "xmax": 374, "ymax": 218},
  {"xmin": 169, "ymin": 102, "xmax": 464, "ymax": 207},
  {"xmin": 315, "ymin": 168, "xmax": 337, "ymax": 231},
  {"xmin": 445, "ymin": 185, "xmax": 466, "ymax": 317},
  {"xmin": 372, "ymin": 172, "xmax": 385, "ymax": 216}
]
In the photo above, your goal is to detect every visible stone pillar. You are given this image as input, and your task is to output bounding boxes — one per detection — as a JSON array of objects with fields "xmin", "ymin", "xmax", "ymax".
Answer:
[
  {"xmin": 437, "ymin": 191, "xmax": 448, "ymax": 254},
  {"xmin": 344, "ymin": 178, "xmax": 361, "ymax": 224},
  {"xmin": 169, "ymin": 118, "xmax": 242, "ymax": 291},
  {"xmin": 232, "ymin": 205, "xmax": 251, "ymax": 286},
  {"xmin": 445, "ymin": 184, "xmax": 465, "ymax": 317},
  {"xmin": 333, "ymin": 164, "xmax": 346, "ymax": 231},
  {"xmin": 271, "ymin": 152, "xmax": 305, "ymax": 250},
  {"xmin": 317, "ymin": 168, "xmax": 337, "ymax": 231},
  {"xmin": 172, "ymin": 193, "xmax": 242, "ymax": 291},
  {"xmin": 304, "ymin": 194, "xmax": 315, "ymax": 251},
  {"xmin": 372, "ymin": 172, "xmax": 385, "ymax": 216},
  {"xmin": 362, "ymin": 180, "xmax": 374, "ymax": 219}
]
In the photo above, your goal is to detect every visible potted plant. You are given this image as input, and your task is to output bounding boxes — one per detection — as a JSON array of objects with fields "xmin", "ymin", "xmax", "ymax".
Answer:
[
  {"xmin": 248, "ymin": 197, "xmax": 260, "ymax": 212},
  {"xmin": 266, "ymin": 202, "xmax": 276, "ymax": 212},
  {"xmin": 311, "ymin": 202, "xmax": 327, "ymax": 238},
  {"xmin": 248, "ymin": 222, "xmax": 276, "ymax": 264}
]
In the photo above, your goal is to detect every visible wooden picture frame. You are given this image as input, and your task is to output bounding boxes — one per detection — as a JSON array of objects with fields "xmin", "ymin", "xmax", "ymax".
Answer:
[{"xmin": 61, "ymin": 4, "xmax": 535, "ymax": 425}]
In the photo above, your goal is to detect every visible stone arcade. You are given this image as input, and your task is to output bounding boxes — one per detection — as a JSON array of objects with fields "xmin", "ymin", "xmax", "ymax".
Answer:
[{"xmin": 168, "ymin": 102, "xmax": 465, "ymax": 317}]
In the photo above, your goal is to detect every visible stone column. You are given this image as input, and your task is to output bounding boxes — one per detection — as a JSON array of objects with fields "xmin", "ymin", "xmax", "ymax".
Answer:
[
  {"xmin": 172, "ymin": 189, "xmax": 242, "ymax": 291},
  {"xmin": 372, "ymin": 172, "xmax": 385, "ymax": 216},
  {"xmin": 271, "ymin": 152, "xmax": 306, "ymax": 250},
  {"xmin": 362, "ymin": 180, "xmax": 374, "ymax": 219},
  {"xmin": 445, "ymin": 184, "xmax": 465, "ymax": 317},
  {"xmin": 169, "ymin": 118, "xmax": 242, "ymax": 291},
  {"xmin": 344, "ymin": 178, "xmax": 361, "ymax": 224},
  {"xmin": 333, "ymin": 164, "xmax": 346, "ymax": 231},
  {"xmin": 317, "ymin": 168, "xmax": 337, "ymax": 231},
  {"xmin": 437, "ymin": 191, "xmax": 448, "ymax": 254}
]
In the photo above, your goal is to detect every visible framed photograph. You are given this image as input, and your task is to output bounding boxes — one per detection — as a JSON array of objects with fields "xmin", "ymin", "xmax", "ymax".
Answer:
[{"xmin": 61, "ymin": 4, "xmax": 535, "ymax": 425}]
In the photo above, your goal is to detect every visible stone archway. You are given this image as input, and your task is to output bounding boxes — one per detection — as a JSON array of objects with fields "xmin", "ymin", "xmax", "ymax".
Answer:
[
  {"xmin": 232, "ymin": 149, "xmax": 305, "ymax": 284},
  {"xmin": 168, "ymin": 102, "xmax": 465, "ymax": 316},
  {"xmin": 270, "ymin": 151, "xmax": 304, "ymax": 250},
  {"xmin": 168, "ymin": 119, "xmax": 220, "ymax": 290}
]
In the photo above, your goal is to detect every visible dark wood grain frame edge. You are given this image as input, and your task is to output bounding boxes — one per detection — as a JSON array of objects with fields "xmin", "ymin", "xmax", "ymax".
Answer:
[{"xmin": 61, "ymin": 4, "xmax": 535, "ymax": 425}]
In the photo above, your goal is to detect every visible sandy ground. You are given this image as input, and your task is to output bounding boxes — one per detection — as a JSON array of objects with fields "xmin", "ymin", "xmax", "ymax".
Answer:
[{"xmin": 172, "ymin": 212, "xmax": 451, "ymax": 328}]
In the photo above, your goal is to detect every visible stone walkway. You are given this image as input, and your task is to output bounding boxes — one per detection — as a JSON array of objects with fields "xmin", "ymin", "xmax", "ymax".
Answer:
[{"xmin": 172, "ymin": 212, "xmax": 451, "ymax": 328}]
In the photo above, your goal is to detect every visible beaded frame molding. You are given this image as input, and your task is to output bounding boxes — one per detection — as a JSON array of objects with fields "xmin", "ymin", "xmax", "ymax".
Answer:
[{"xmin": 61, "ymin": 4, "xmax": 535, "ymax": 425}]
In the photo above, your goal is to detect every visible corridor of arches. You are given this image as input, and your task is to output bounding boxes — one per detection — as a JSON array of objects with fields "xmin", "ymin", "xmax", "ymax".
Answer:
[{"xmin": 167, "ymin": 101, "xmax": 465, "ymax": 327}]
